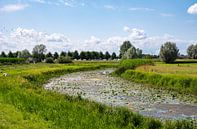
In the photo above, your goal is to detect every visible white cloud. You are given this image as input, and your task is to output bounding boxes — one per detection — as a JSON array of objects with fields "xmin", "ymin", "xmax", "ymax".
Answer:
[
  {"xmin": 0, "ymin": 28, "xmax": 71, "ymax": 53},
  {"xmin": 0, "ymin": 27, "xmax": 196, "ymax": 55},
  {"xmin": 104, "ymin": 5, "xmax": 116, "ymax": 10},
  {"xmin": 188, "ymin": 3, "xmax": 197, "ymax": 14},
  {"xmin": 160, "ymin": 13, "xmax": 174, "ymax": 17},
  {"xmin": 84, "ymin": 36, "xmax": 101, "ymax": 44},
  {"xmin": 123, "ymin": 26, "xmax": 147, "ymax": 40},
  {"xmin": 0, "ymin": 4, "xmax": 29, "ymax": 13},
  {"xmin": 129, "ymin": 7, "xmax": 155, "ymax": 11}
]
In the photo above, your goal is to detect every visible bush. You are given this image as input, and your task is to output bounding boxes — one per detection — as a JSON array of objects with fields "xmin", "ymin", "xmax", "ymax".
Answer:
[
  {"xmin": 45, "ymin": 57, "xmax": 54, "ymax": 63},
  {"xmin": 159, "ymin": 42, "xmax": 179, "ymax": 63},
  {"xmin": 57, "ymin": 56, "xmax": 72, "ymax": 64},
  {"xmin": 114, "ymin": 59, "xmax": 154, "ymax": 75},
  {"xmin": 0, "ymin": 58, "xmax": 25, "ymax": 64}
]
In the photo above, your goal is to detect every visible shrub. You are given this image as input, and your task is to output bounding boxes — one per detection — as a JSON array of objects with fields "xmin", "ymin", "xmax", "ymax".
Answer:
[
  {"xmin": 0, "ymin": 58, "xmax": 25, "ymax": 64},
  {"xmin": 114, "ymin": 59, "xmax": 154, "ymax": 75},
  {"xmin": 45, "ymin": 57, "xmax": 54, "ymax": 63},
  {"xmin": 159, "ymin": 42, "xmax": 179, "ymax": 63},
  {"xmin": 57, "ymin": 56, "xmax": 72, "ymax": 64}
]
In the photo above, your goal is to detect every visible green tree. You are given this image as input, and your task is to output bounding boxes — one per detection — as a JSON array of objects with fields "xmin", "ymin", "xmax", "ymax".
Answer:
[
  {"xmin": 19, "ymin": 49, "xmax": 31, "ymax": 59},
  {"xmin": 105, "ymin": 51, "xmax": 111, "ymax": 60},
  {"xmin": 136, "ymin": 48, "xmax": 143, "ymax": 58},
  {"xmin": 32, "ymin": 44, "xmax": 47, "ymax": 62},
  {"xmin": 111, "ymin": 52, "xmax": 117, "ymax": 59},
  {"xmin": 123, "ymin": 47, "xmax": 136, "ymax": 59},
  {"xmin": 73, "ymin": 50, "xmax": 79, "ymax": 59},
  {"xmin": 53, "ymin": 52, "xmax": 59, "ymax": 59},
  {"xmin": 46, "ymin": 52, "xmax": 53, "ymax": 58},
  {"xmin": 8, "ymin": 51, "xmax": 14, "ymax": 58},
  {"xmin": 120, "ymin": 41, "xmax": 132, "ymax": 58},
  {"xmin": 80, "ymin": 51, "xmax": 86, "ymax": 60},
  {"xmin": 187, "ymin": 44, "xmax": 197, "ymax": 59},
  {"xmin": 60, "ymin": 51, "xmax": 66, "ymax": 57},
  {"xmin": 0, "ymin": 51, "xmax": 7, "ymax": 57},
  {"xmin": 99, "ymin": 52, "xmax": 104, "ymax": 60},
  {"xmin": 159, "ymin": 42, "xmax": 179, "ymax": 63}
]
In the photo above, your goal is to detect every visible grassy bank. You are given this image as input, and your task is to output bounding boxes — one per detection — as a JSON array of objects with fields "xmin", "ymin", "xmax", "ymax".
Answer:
[
  {"xmin": 0, "ymin": 61, "xmax": 195, "ymax": 129},
  {"xmin": 113, "ymin": 59, "xmax": 197, "ymax": 96}
]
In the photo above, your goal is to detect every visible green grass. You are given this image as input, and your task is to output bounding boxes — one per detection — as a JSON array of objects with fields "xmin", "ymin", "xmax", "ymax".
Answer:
[
  {"xmin": 114, "ymin": 59, "xmax": 197, "ymax": 96},
  {"xmin": 0, "ymin": 61, "xmax": 195, "ymax": 129}
]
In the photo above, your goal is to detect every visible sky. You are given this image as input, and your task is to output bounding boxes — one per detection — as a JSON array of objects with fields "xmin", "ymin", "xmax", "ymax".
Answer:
[{"xmin": 0, "ymin": 0, "xmax": 197, "ymax": 55}]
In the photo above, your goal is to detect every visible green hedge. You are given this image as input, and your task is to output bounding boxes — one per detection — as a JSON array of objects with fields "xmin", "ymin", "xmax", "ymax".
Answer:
[
  {"xmin": 0, "ymin": 58, "xmax": 25, "ymax": 64},
  {"xmin": 121, "ymin": 70, "xmax": 197, "ymax": 96}
]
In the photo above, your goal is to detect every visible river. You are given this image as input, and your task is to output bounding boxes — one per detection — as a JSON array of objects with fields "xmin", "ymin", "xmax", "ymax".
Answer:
[{"xmin": 44, "ymin": 69, "xmax": 197, "ymax": 120}]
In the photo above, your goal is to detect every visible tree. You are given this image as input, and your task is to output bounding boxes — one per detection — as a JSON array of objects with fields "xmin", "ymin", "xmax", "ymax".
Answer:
[
  {"xmin": 73, "ymin": 50, "xmax": 79, "ymax": 59},
  {"xmin": 80, "ymin": 51, "xmax": 86, "ymax": 60},
  {"xmin": 136, "ymin": 48, "xmax": 143, "ymax": 58},
  {"xmin": 123, "ymin": 46, "xmax": 136, "ymax": 59},
  {"xmin": 0, "ymin": 51, "xmax": 7, "ymax": 57},
  {"xmin": 19, "ymin": 49, "xmax": 31, "ymax": 59},
  {"xmin": 187, "ymin": 44, "xmax": 197, "ymax": 59},
  {"xmin": 13, "ymin": 51, "xmax": 20, "ymax": 58},
  {"xmin": 105, "ymin": 51, "xmax": 111, "ymax": 60},
  {"xmin": 159, "ymin": 42, "xmax": 179, "ymax": 63},
  {"xmin": 8, "ymin": 51, "xmax": 14, "ymax": 58},
  {"xmin": 99, "ymin": 52, "xmax": 104, "ymax": 60},
  {"xmin": 120, "ymin": 41, "xmax": 132, "ymax": 58},
  {"xmin": 46, "ymin": 52, "xmax": 53, "ymax": 58},
  {"xmin": 53, "ymin": 52, "xmax": 59, "ymax": 59},
  {"xmin": 32, "ymin": 44, "xmax": 47, "ymax": 62},
  {"xmin": 60, "ymin": 51, "xmax": 66, "ymax": 57},
  {"xmin": 67, "ymin": 51, "xmax": 73, "ymax": 58},
  {"xmin": 111, "ymin": 52, "xmax": 117, "ymax": 60}
]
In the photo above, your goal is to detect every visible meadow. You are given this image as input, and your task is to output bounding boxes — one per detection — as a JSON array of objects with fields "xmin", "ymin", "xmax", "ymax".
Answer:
[{"xmin": 0, "ymin": 61, "xmax": 196, "ymax": 129}]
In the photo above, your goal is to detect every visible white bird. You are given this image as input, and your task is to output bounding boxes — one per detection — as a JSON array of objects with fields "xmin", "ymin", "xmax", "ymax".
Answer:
[{"xmin": 3, "ymin": 73, "xmax": 8, "ymax": 77}]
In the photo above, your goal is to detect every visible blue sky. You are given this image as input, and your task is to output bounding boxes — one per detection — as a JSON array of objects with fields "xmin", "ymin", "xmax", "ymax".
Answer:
[{"xmin": 0, "ymin": 0, "xmax": 197, "ymax": 54}]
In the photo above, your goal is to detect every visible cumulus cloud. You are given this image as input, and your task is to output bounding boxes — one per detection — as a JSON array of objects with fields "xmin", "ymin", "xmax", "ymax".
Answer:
[
  {"xmin": 123, "ymin": 26, "xmax": 147, "ymax": 40},
  {"xmin": 0, "ymin": 4, "xmax": 29, "ymax": 13},
  {"xmin": 0, "ymin": 28, "xmax": 71, "ymax": 53},
  {"xmin": 188, "ymin": 3, "xmax": 197, "ymax": 14},
  {"xmin": 0, "ymin": 27, "xmax": 196, "ymax": 55}
]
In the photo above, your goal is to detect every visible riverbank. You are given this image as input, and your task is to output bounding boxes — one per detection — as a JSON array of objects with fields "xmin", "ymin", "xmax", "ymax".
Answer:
[{"xmin": 0, "ymin": 62, "xmax": 196, "ymax": 129}]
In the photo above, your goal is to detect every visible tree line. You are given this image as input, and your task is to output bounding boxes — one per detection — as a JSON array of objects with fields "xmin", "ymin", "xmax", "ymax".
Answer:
[
  {"xmin": 0, "ymin": 41, "xmax": 196, "ymax": 63},
  {"xmin": 0, "ymin": 44, "xmax": 118, "ymax": 63}
]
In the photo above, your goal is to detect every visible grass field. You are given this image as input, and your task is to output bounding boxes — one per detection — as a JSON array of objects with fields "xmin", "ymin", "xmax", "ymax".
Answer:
[
  {"xmin": 136, "ymin": 62, "xmax": 197, "ymax": 78},
  {"xmin": 0, "ymin": 61, "xmax": 195, "ymax": 129}
]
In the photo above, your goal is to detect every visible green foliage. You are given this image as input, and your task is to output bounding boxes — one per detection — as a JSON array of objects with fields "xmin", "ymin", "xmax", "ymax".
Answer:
[
  {"xmin": 187, "ymin": 44, "xmax": 197, "ymax": 59},
  {"xmin": 8, "ymin": 51, "xmax": 14, "ymax": 58},
  {"xmin": 121, "ymin": 70, "xmax": 197, "ymax": 95},
  {"xmin": 0, "ymin": 58, "xmax": 25, "ymax": 64},
  {"xmin": 57, "ymin": 56, "xmax": 72, "ymax": 63},
  {"xmin": 53, "ymin": 52, "xmax": 59, "ymax": 59},
  {"xmin": 0, "ymin": 51, "xmax": 7, "ymax": 57},
  {"xmin": 159, "ymin": 42, "xmax": 179, "ymax": 63},
  {"xmin": 114, "ymin": 59, "xmax": 154, "ymax": 75},
  {"xmin": 45, "ymin": 57, "xmax": 54, "ymax": 63},
  {"xmin": 32, "ymin": 44, "xmax": 47, "ymax": 62},
  {"xmin": 120, "ymin": 41, "xmax": 132, "ymax": 58},
  {"xmin": 18, "ymin": 49, "xmax": 31, "ymax": 59}
]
